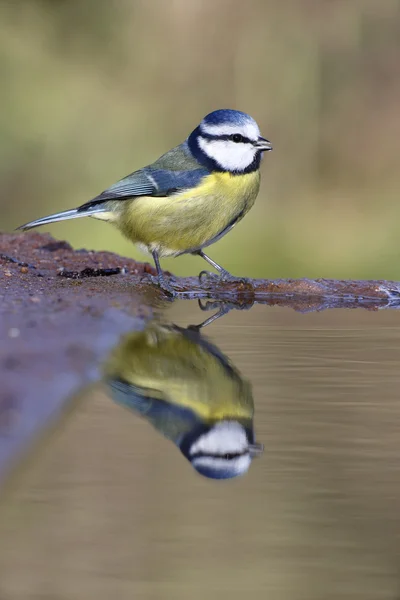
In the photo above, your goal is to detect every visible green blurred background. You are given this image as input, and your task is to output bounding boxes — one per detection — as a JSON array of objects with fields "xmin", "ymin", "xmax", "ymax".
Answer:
[{"xmin": 1, "ymin": 0, "xmax": 400, "ymax": 279}]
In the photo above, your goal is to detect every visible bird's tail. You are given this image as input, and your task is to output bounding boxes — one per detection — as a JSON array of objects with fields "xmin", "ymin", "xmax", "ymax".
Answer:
[{"xmin": 17, "ymin": 206, "xmax": 104, "ymax": 231}]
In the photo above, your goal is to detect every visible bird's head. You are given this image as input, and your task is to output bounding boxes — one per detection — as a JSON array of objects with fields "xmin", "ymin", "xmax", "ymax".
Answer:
[
  {"xmin": 188, "ymin": 109, "xmax": 272, "ymax": 174},
  {"xmin": 180, "ymin": 420, "xmax": 264, "ymax": 480}
]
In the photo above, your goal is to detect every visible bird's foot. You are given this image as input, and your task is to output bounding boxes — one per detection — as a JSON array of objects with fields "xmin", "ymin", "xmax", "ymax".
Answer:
[
  {"xmin": 148, "ymin": 274, "xmax": 177, "ymax": 297},
  {"xmin": 198, "ymin": 298, "xmax": 254, "ymax": 313},
  {"xmin": 199, "ymin": 270, "xmax": 251, "ymax": 285}
]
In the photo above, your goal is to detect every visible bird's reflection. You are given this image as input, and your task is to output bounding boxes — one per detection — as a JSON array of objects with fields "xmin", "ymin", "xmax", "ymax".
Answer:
[{"xmin": 102, "ymin": 307, "xmax": 263, "ymax": 480}]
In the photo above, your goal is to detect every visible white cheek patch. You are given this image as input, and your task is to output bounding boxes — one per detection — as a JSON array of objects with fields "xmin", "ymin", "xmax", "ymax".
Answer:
[
  {"xmin": 201, "ymin": 121, "xmax": 260, "ymax": 140},
  {"xmin": 192, "ymin": 454, "xmax": 251, "ymax": 477},
  {"xmin": 190, "ymin": 421, "xmax": 249, "ymax": 457},
  {"xmin": 198, "ymin": 137, "xmax": 257, "ymax": 172}
]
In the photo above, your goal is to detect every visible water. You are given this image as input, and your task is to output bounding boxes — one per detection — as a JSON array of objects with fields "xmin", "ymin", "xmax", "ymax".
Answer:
[{"xmin": 0, "ymin": 301, "xmax": 400, "ymax": 599}]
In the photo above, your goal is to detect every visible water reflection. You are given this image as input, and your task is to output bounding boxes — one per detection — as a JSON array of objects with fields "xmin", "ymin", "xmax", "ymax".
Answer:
[
  {"xmin": 2, "ymin": 303, "xmax": 400, "ymax": 598},
  {"xmin": 102, "ymin": 318, "xmax": 263, "ymax": 479}
]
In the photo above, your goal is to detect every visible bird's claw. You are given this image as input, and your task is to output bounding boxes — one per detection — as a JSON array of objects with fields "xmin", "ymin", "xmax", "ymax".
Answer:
[
  {"xmin": 198, "ymin": 299, "xmax": 223, "ymax": 312},
  {"xmin": 198, "ymin": 270, "xmax": 251, "ymax": 285},
  {"xmin": 148, "ymin": 274, "xmax": 177, "ymax": 297},
  {"xmin": 199, "ymin": 270, "xmax": 218, "ymax": 283},
  {"xmin": 198, "ymin": 298, "xmax": 254, "ymax": 313}
]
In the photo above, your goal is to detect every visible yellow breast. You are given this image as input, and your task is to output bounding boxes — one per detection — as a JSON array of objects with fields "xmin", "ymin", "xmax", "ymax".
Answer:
[
  {"xmin": 117, "ymin": 170, "xmax": 261, "ymax": 256},
  {"xmin": 104, "ymin": 325, "xmax": 255, "ymax": 423}
]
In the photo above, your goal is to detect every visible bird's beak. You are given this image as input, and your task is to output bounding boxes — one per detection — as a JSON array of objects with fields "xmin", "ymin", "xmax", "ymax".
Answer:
[
  {"xmin": 249, "ymin": 443, "xmax": 264, "ymax": 457},
  {"xmin": 255, "ymin": 137, "xmax": 273, "ymax": 151}
]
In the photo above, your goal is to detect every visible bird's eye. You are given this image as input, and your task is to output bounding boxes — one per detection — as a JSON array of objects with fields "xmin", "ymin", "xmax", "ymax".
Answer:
[{"xmin": 231, "ymin": 134, "xmax": 243, "ymax": 143}]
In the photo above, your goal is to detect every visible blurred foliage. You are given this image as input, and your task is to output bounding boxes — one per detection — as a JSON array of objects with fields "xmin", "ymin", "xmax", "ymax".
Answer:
[{"xmin": 1, "ymin": 0, "xmax": 400, "ymax": 278}]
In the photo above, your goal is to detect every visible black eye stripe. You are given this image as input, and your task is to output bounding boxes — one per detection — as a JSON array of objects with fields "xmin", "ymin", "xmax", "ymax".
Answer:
[
  {"xmin": 191, "ymin": 451, "xmax": 247, "ymax": 460},
  {"xmin": 200, "ymin": 133, "xmax": 253, "ymax": 144}
]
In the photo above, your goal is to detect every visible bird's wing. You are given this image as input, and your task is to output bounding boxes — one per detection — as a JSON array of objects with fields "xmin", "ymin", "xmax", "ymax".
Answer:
[
  {"xmin": 107, "ymin": 379, "xmax": 156, "ymax": 415},
  {"xmin": 78, "ymin": 142, "xmax": 209, "ymax": 212}
]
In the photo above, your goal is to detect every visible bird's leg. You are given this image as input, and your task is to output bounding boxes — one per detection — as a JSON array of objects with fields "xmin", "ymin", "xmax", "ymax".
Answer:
[
  {"xmin": 187, "ymin": 298, "xmax": 254, "ymax": 330},
  {"xmin": 195, "ymin": 250, "xmax": 250, "ymax": 284},
  {"xmin": 187, "ymin": 302, "xmax": 232, "ymax": 331},
  {"xmin": 150, "ymin": 250, "xmax": 176, "ymax": 296}
]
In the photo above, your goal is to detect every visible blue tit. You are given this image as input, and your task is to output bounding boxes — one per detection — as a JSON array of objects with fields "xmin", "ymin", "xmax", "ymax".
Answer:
[
  {"xmin": 103, "ymin": 321, "xmax": 263, "ymax": 480},
  {"xmin": 18, "ymin": 109, "xmax": 272, "ymax": 294}
]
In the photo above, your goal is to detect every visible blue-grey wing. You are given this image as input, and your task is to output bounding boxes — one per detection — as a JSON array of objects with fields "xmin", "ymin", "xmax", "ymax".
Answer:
[
  {"xmin": 106, "ymin": 378, "xmax": 201, "ymax": 444},
  {"xmin": 107, "ymin": 378, "xmax": 199, "ymax": 423},
  {"xmin": 107, "ymin": 379, "xmax": 155, "ymax": 416},
  {"xmin": 143, "ymin": 167, "xmax": 208, "ymax": 196},
  {"xmin": 78, "ymin": 142, "xmax": 209, "ymax": 212},
  {"xmin": 97, "ymin": 171, "xmax": 157, "ymax": 200}
]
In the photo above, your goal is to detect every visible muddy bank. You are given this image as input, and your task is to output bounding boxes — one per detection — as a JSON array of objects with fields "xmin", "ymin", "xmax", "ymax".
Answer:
[
  {"xmin": 1, "ymin": 230, "xmax": 400, "ymax": 483},
  {"xmin": 2, "ymin": 231, "xmax": 400, "ymax": 312},
  {"xmin": 0, "ymin": 232, "xmax": 161, "ymax": 483}
]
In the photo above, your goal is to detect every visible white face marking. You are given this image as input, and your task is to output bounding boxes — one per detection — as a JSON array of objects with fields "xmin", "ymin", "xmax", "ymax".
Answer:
[
  {"xmin": 192, "ymin": 454, "xmax": 251, "ymax": 477},
  {"xmin": 190, "ymin": 421, "xmax": 249, "ymax": 457},
  {"xmin": 198, "ymin": 136, "xmax": 258, "ymax": 172},
  {"xmin": 200, "ymin": 121, "xmax": 260, "ymax": 140}
]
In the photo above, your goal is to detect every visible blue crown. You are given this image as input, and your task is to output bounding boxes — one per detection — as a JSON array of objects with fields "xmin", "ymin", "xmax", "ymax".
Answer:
[{"xmin": 202, "ymin": 109, "xmax": 255, "ymax": 127}]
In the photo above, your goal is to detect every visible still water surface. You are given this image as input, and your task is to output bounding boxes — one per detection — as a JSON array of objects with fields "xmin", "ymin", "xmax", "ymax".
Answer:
[{"xmin": 0, "ymin": 301, "xmax": 400, "ymax": 599}]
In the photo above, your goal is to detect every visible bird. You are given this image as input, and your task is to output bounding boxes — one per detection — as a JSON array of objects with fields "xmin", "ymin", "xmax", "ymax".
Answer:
[
  {"xmin": 103, "ymin": 319, "xmax": 263, "ymax": 480},
  {"xmin": 18, "ymin": 109, "xmax": 272, "ymax": 294}
]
